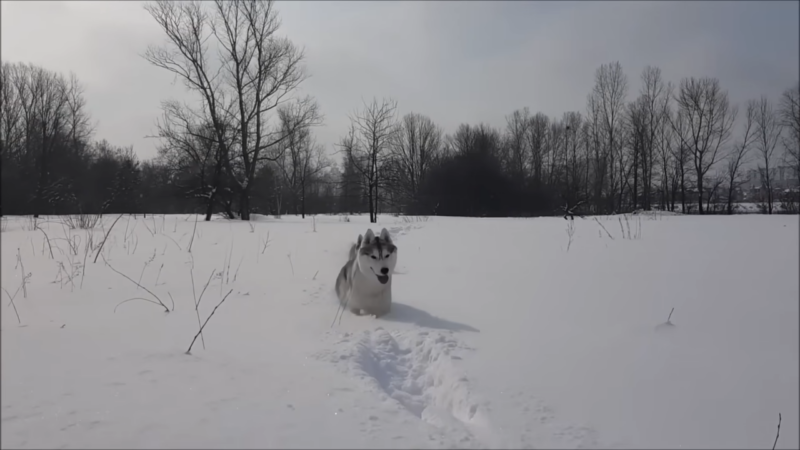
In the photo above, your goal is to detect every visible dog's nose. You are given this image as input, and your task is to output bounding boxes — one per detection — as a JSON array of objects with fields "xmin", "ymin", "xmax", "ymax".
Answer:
[{"xmin": 380, "ymin": 268, "xmax": 389, "ymax": 275}]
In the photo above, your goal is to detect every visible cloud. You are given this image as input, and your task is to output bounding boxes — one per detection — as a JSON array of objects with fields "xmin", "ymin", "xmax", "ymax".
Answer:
[{"xmin": 2, "ymin": 0, "xmax": 797, "ymax": 161}]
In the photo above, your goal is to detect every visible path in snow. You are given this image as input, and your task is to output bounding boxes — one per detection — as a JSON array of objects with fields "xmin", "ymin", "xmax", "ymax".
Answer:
[{"xmin": 312, "ymin": 222, "xmax": 602, "ymax": 449}]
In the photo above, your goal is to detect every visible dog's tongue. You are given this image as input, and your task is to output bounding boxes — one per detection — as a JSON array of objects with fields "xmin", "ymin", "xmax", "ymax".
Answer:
[{"xmin": 376, "ymin": 275, "xmax": 389, "ymax": 284}]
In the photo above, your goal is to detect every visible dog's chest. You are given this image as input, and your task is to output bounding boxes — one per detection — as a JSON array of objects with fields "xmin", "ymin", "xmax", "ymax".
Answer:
[{"xmin": 350, "ymin": 268, "xmax": 391, "ymax": 297}]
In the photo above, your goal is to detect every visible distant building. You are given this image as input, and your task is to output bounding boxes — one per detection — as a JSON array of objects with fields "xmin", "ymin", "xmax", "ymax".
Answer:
[
  {"xmin": 739, "ymin": 166, "xmax": 800, "ymax": 203},
  {"xmin": 742, "ymin": 166, "xmax": 800, "ymax": 191}
]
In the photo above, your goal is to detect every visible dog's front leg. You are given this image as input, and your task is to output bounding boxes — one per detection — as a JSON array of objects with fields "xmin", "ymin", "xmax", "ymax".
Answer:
[{"xmin": 344, "ymin": 285, "xmax": 361, "ymax": 315}]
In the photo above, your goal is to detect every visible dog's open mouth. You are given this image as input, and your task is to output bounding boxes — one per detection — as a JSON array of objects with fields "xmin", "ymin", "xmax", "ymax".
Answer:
[{"xmin": 376, "ymin": 274, "xmax": 389, "ymax": 284}]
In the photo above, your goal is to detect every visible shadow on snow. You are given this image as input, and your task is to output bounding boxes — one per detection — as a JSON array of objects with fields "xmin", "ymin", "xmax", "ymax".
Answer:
[{"xmin": 381, "ymin": 302, "xmax": 480, "ymax": 333}]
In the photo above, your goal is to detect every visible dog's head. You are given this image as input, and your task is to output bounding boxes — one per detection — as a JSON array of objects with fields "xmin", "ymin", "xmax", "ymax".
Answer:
[{"xmin": 356, "ymin": 228, "xmax": 397, "ymax": 285}]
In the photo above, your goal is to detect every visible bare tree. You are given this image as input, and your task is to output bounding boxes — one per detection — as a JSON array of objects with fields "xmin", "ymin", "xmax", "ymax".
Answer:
[
  {"xmin": 779, "ymin": 83, "xmax": 800, "ymax": 183},
  {"xmin": 754, "ymin": 96, "xmax": 783, "ymax": 214},
  {"xmin": 639, "ymin": 66, "xmax": 672, "ymax": 210},
  {"xmin": 705, "ymin": 172, "xmax": 725, "ymax": 213},
  {"xmin": 671, "ymin": 77, "xmax": 737, "ymax": 214},
  {"xmin": 503, "ymin": 107, "xmax": 531, "ymax": 183},
  {"xmin": 545, "ymin": 118, "xmax": 567, "ymax": 189},
  {"xmin": 668, "ymin": 108, "xmax": 692, "ymax": 213},
  {"xmin": 526, "ymin": 112, "xmax": 549, "ymax": 186},
  {"xmin": 32, "ymin": 67, "xmax": 70, "ymax": 216},
  {"xmin": 275, "ymin": 116, "xmax": 329, "ymax": 218},
  {"xmin": 63, "ymin": 73, "xmax": 94, "ymax": 150},
  {"xmin": 585, "ymin": 94, "xmax": 608, "ymax": 213},
  {"xmin": 724, "ymin": 100, "xmax": 756, "ymax": 214},
  {"xmin": 626, "ymin": 97, "xmax": 646, "ymax": 210},
  {"xmin": 154, "ymin": 101, "xmax": 235, "ymax": 219},
  {"xmin": 588, "ymin": 62, "xmax": 628, "ymax": 212},
  {"xmin": 143, "ymin": 0, "xmax": 320, "ymax": 220},
  {"xmin": 296, "ymin": 141, "xmax": 329, "ymax": 218},
  {"xmin": 562, "ymin": 111, "xmax": 585, "ymax": 205},
  {"xmin": 388, "ymin": 112, "xmax": 443, "ymax": 212},
  {"xmin": 655, "ymin": 108, "xmax": 676, "ymax": 211},
  {"xmin": 0, "ymin": 63, "xmax": 92, "ymax": 216},
  {"xmin": 0, "ymin": 63, "xmax": 25, "ymax": 161},
  {"xmin": 346, "ymin": 97, "xmax": 398, "ymax": 223},
  {"xmin": 337, "ymin": 125, "xmax": 367, "ymax": 214}
]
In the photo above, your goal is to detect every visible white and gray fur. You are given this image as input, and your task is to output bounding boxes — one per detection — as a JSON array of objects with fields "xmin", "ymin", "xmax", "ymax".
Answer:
[{"xmin": 335, "ymin": 228, "xmax": 398, "ymax": 317}]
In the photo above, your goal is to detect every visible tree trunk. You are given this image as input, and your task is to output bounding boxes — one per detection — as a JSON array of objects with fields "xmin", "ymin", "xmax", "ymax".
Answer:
[
  {"xmin": 726, "ymin": 184, "xmax": 735, "ymax": 215},
  {"xmin": 680, "ymin": 169, "xmax": 686, "ymax": 214},
  {"xmin": 696, "ymin": 169, "xmax": 704, "ymax": 214},
  {"xmin": 204, "ymin": 192, "xmax": 215, "ymax": 221},
  {"xmin": 767, "ymin": 179, "xmax": 773, "ymax": 214},
  {"xmin": 301, "ymin": 178, "xmax": 306, "ymax": 219},
  {"xmin": 632, "ymin": 149, "xmax": 639, "ymax": 210},
  {"xmin": 705, "ymin": 185, "xmax": 714, "ymax": 212},
  {"xmin": 670, "ymin": 174, "xmax": 677, "ymax": 212},
  {"xmin": 374, "ymin": 179, "xmax": 379, "ymax": 222},
  {"xmin": 34, "ymin": 145, "xmax": 48, "ymax": 219},
  {"xmin": 239, "ymin": 187, "xmax": 251, "ymax": 221},
  {"xmin": 367, "ymin": 182, "xmax": 375, "ymax": 223},
  {"xmin": 643, "ymin": 158, "xmax": 651, "ymax": 210}
]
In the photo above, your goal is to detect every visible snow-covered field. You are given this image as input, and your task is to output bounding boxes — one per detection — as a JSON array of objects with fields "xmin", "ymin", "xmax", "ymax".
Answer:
[{"xmin": 1, "ymin": 212, "xmax": 797, "ymax": 449}]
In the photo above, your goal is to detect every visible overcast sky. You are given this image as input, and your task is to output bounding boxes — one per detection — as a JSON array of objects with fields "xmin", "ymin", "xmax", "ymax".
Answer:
[{"xmin": 2, "ymin": 1, "xmax": 798, "ymax": 161}]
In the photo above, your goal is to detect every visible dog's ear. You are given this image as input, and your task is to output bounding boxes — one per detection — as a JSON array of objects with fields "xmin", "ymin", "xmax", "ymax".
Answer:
[
  {"xmin": 363, "ymin": 229, "xmax": 375, "ymax": 244},
  {"xmin": 356, "ymin": 234, "xmax": 363, "ymax": 248},
  {"xmin": 379, "ymin": 228, "xmax": 392, "ymax": 243}
]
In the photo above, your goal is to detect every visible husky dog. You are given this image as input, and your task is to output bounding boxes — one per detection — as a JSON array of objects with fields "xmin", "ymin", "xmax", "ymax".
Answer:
[{"xmin": 335, "ymin": 228, "xmax": 398, "ymax": 317}]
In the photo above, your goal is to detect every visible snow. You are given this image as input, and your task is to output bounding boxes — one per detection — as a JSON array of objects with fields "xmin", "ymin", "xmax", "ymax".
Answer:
[{"xmin": 1, "ymin": 212, "xmax": 797, "ymax": 449}]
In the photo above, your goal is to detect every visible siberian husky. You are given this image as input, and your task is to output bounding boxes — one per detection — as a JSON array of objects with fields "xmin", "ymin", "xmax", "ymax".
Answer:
[{"xmin": 335, "ymin": 228, "xmax": 397, "ymax": 317}]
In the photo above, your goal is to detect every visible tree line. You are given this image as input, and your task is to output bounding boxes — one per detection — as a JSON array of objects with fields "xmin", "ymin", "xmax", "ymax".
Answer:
[{"xmin": 2, "ymin": 0, "xmax": 799, "ymax": 220}]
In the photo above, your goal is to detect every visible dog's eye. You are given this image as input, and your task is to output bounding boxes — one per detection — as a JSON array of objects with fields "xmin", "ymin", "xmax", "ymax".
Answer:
[{"xmin": 371, "ymin": 255, "xmax": 377, "ymax": 259}]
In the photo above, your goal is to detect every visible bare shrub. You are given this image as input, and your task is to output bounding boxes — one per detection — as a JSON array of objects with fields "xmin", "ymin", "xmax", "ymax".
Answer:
[
  {"xmin": 154, "ymin": 263, "xmax": 165, "ymax": 286},
  {"xmin": 104, "ymin": 254, "xmax": 170, "ymax": 313},
  {"xmin": 80, "ymin": 230, "xmax": 94, "ymax": 289},
  {"xmin": 772, "ymin": 413, "xmax": 781, "ymax": 450},
  {"xmin": 23, "ymin": 215, "xmax": 39, "ymax": 232},
  {"xmin": 37, "ymin": 227, "xmax": 55, "ymax": 259},
  {"xmin": 565, "ymin": 219, "xmax": 575, "ymax": 252},
  {"xmin": 618, "ymin": 214, "xmax": 642, "ymax": 240},
  {"xmin": 287, "ymin": 252, "xmax": 295, "ymax": 276},
  {"xmin": 188, "ymin": 213, "xmax": 199, "ymax": 253},
  {"xmin": 142, "ymin": 219, "xmax": 156, "ymax": 236},
  {"xmin": 93, "ymin": 213, "xmax": 124, "ymax": 263},
  {"xmin": 401, "ymin": 215, "xmax": 430, "ymax": 223},
  {"xmin": 15, "ymin": 249, "xmax": 30, "ymax": 298},
  {"xmin": 261, "ymin": 231, "xmax": 271, "ymax": 254},
  {"xmin": 779, "ymin": 189, "xmax": 799, "ymax": 214},
  {"xmin": 62, "ymin": 213, "xmax": 101, "ymax": 230},
  {"xmin": 186, "ymin": 289, "xmax": 233, "ymax": 355},
  {"xmin": 2, "ymin": 286, "xmax": 23, "ymax": 324},
  {"xmin": 137, "ymin": 250, "xmax": 157, "ymax": 290},
  {"xmin": 593, "ymin": 217, "xmax": 615, "ymax": 239},
  {"xmin": 190, "ymin": 267, "xmax": 216, "ymax": 351},
  {"xmin": 54, "ymin": 258, "xmax": 81, "ymax": 292}
]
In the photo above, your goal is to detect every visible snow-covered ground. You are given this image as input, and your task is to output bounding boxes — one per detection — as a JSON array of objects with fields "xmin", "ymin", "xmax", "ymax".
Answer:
[{"xmin": 1, "ymin": 212, "xmax": 797, "ymax": 449}]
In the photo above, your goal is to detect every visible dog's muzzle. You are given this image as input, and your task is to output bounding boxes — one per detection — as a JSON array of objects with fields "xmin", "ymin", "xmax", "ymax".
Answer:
[{"xmin": 372, "ymin": 268, "xmax": 390, "ymax": 284}]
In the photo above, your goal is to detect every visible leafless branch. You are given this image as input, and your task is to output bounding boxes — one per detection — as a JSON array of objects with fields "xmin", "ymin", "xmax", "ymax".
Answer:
[
  {"xmin": 186, "ymin": 288, "xmax": 233, "ymax": 354},
  {"xmin": 2, "ymin": 287, "xmax": 22, "ymax": 324},
  {"xmin": 772, "ymin": 413, "xmax": 781, "ymax": 450},
  {"xmin": 102, "ymin": 254, "xmax": 169, "ymax": 313},
  {"xmin": 93, "ymin": 213, "xmax": 124, "ymax": 263}
]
